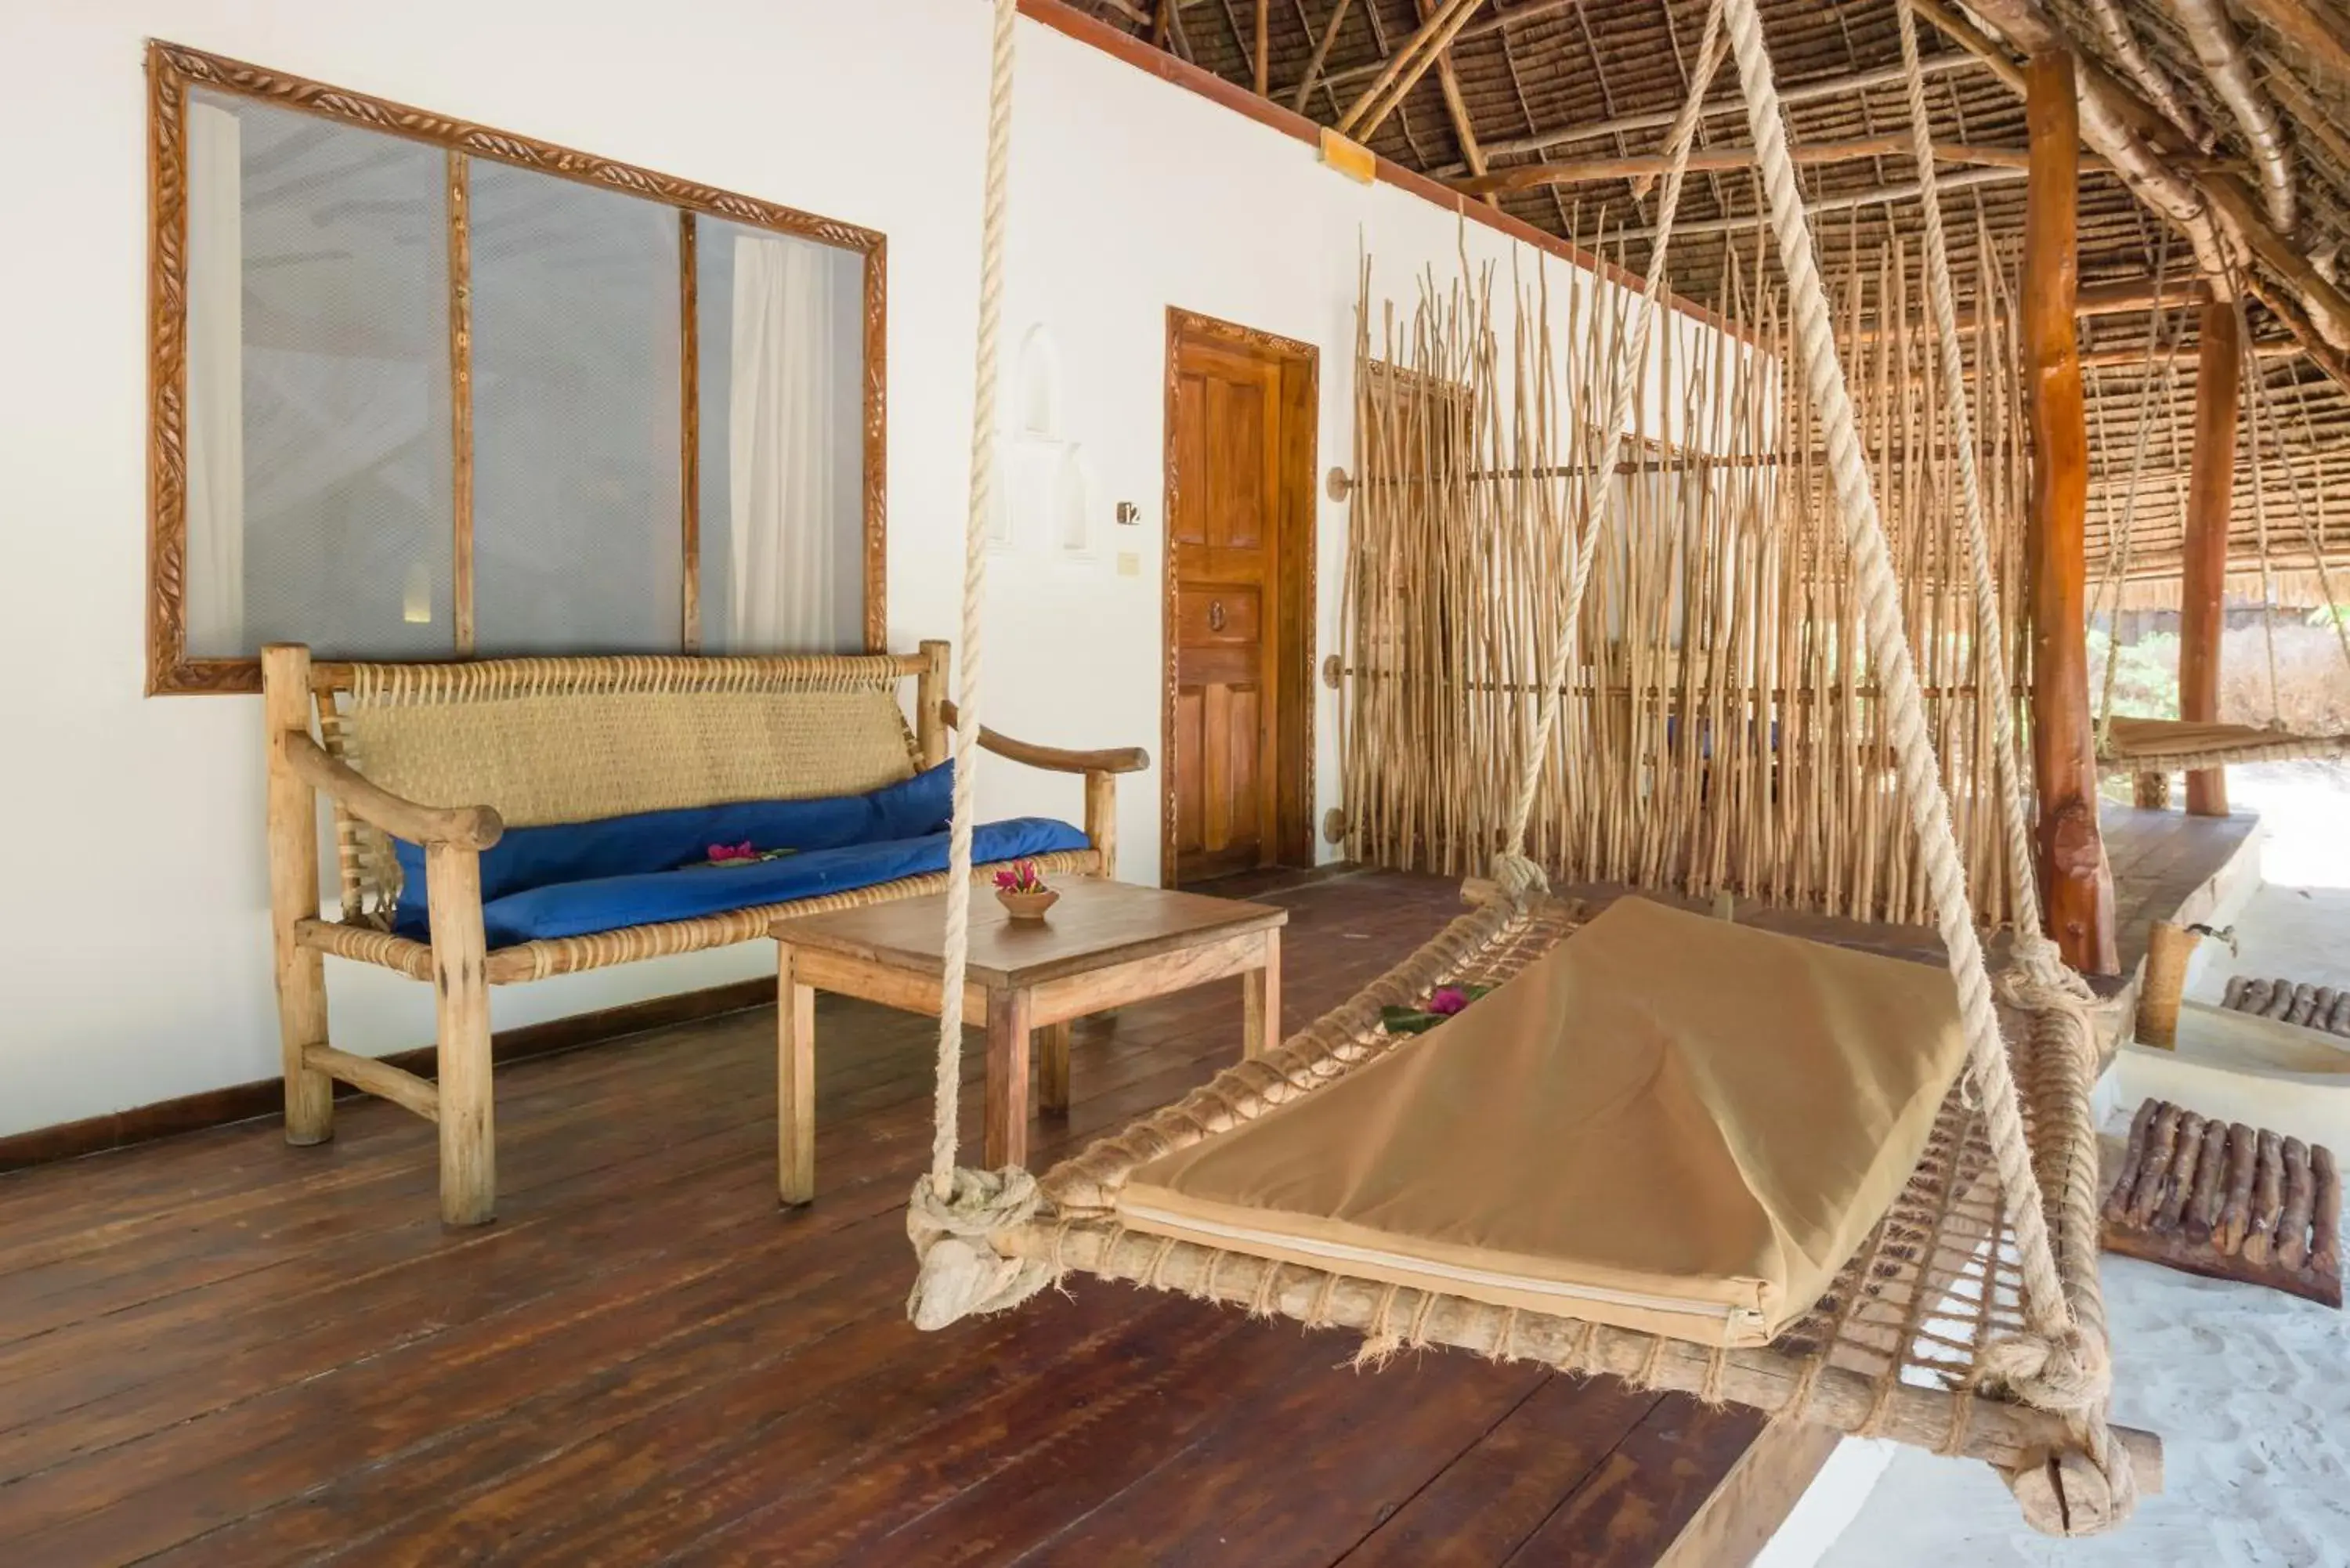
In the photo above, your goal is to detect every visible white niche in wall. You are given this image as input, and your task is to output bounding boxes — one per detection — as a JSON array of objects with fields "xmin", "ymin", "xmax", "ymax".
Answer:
[{"xmin": 998, "ymin": 323, "xmax": 1094, "ymax": 560}]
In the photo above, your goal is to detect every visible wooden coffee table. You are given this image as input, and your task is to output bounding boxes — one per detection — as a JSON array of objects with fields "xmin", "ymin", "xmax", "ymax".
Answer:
[{"xmin": 768, "ymin": 879, "xmax": 1285, "ymax": 1202}]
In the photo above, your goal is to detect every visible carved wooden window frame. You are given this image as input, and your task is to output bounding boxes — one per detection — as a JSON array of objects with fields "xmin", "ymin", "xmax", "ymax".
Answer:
[{"xmin": 145, "ymin": 41, "xmax": 889, "ymax": 694}]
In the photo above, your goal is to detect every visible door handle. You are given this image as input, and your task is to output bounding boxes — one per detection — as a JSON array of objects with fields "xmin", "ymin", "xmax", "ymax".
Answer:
[{"xmin": 1207, "ymin": 600, "xmax": 1227, "ymax": 633}]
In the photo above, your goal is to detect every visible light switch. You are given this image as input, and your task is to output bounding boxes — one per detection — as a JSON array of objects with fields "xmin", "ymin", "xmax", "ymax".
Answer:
[{"xmin": 1116, "ymin": 551, "xmax": 1141, "ymax": 577}]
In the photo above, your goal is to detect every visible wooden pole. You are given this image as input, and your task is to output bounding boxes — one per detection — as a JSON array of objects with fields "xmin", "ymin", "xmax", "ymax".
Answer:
[
  {"xmin": 2182, "ymin": 296, "xmax": 2240, "ymax": 817},
  {"xmin": 1254, "ymin": 0, "xmax": 1270, "ymax": 96},
  {"xmin": 1291, "ymin": 0, "xmax": 1354, "ymax": 110},
  {"xmin": 1336, "ymin": 0, "xmax": 1477, "ymax": 140},
  {"xmin": 1418, "ymin": 0, "xmax": 1495, "ymax": 203},
  {"xmin": 2021, "ymin": 50, "xmax": 2118, "ymax": 975},
  {"xmin": 262, "ymin": 644, "xmax": 336, "ymax": 1147}
]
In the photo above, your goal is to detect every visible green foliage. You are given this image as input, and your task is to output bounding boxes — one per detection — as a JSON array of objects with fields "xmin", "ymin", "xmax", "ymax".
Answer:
[
  {"xmin": 2309, "ymin": 604, "xmax": 2350, "ymax": 630},
  {"xmin": 2085, "ymin": 625, "xmax": 2181, "ymax": 721}
]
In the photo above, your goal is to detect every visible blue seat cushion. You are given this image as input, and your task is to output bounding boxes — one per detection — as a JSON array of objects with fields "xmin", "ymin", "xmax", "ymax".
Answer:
[
  {"xmin": 465, "ymin": 818, "xmax": 1090, "ymax": 947},
  {"xmin": 390, "ymin": 763, "xmax": 956, "ymax": 934}
]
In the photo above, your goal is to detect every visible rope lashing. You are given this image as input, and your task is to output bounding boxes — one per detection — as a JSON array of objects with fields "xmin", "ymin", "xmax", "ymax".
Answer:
[
  {"xmin": 906, "ymin": 0, "xmax": 1053, "ymax": 1329},
  {"xmin": 1489, "ymin": 0, "xmax": 1726, "ymax": 898},
  {"xmin": 1734, "ymin": 0, "xmax": 2102, "ymax": 1425},
  {"xmin": 907, "ymin": 1166, "xmax": 1057, "ymax": 1330}
]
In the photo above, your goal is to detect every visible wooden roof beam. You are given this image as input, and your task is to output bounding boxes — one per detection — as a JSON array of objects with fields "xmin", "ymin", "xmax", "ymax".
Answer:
[
  {"xmin": 1934, "ymin": 0, "xmax": 2350, "ymax": 397},
  {"xmin": 1616, "ymin": 165, "xmax": 2030, "ymax": 241},
  {"xmin": 2077, "ymin": 0, "xmax": 2210, "ymax": 146},
  {"xmin": 2171, "ymin": 0, "xmax": 2298, "ymax": 232},
  {"xmin": 1847, "ymin": 275, "xmax": 2214, "ymax": 345},
  {"xmin": 1314, "ymin": 0, "xmax": 1586, "ymax": 92},
  {"xmin": 1289, "ymin": 0, "xmax": 1354, "ymax": 110},
  {"xmin": 2234, "ymin": 0, "xmax": 2350, "ymax": 79},
  {"xmin": 2080, "ymin": 337, "xmax": 2295, "ymax": 367},
  {"xmin": 1439, "ymin": 51, "xmax": 1986, "ymax": 174},
  {"xmin": 1455, "ymin": 135, "xmax": 2107, "ymax": 196},
  {"xmin": 1333, "ymin": 0, "xmax": 1480, "ymax": 140},
  {"xmin": 1415, "ymin": 0, "xmax": 1496, "ymax": 203}
]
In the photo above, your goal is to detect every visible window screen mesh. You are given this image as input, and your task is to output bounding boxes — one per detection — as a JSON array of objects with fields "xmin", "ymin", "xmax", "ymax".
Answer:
[
  {"xmin": 192, "ymin": 89, "xmax": 454, "ymax": 659},
  {"xmin": 471, "ymin": 164, "xmax": 683, "ymax": 655},
  {"xmin": 172, "ymin": 91, "xmax": 866, "ymax": 667}
]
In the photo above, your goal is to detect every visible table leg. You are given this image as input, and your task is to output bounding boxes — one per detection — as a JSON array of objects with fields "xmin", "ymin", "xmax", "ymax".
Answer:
[
  {"xmin": 985, "ymin": 987, "xmax": 1034, "ymax": 1169},
  {"xmin": 1039, "ymin": 1021, "xmax": 1072, "ymax": 1115},
  {"xmin": 778, "ymin": 943, "xmax": 815, "ymax": 1205},
  {"xmin": 1242, "ymin": 927, "xmax": 1282, "ymax": 1060}
]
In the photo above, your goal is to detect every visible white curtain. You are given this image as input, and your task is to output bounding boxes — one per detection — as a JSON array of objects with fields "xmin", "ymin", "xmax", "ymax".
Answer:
[
  {"xmin": 729, "ymin": 234, "xmax": 849, "ymax": 651},
  {"xmin": 184, "ymin": 102, "xmax": 244, "ymax": 656}
]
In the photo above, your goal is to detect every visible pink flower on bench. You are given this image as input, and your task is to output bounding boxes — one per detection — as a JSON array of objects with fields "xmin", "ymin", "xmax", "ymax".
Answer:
[{"xmin": 707, "ymin": 841, "xmax": 760, "ymax": 863}]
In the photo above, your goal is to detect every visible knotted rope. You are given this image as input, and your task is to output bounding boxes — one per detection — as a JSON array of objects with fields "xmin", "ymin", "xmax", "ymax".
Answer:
[
  {"xmin": 1490, "ymin": 0, "xmax": 1726, "ymax": 898},
  {"xmin": 1782, "ymin": 1, "xmax": 2120, "ymax": 1491},
  {"xmin": 906, "ymin": 0, "xmax": 1051, "ymax": 1329}
]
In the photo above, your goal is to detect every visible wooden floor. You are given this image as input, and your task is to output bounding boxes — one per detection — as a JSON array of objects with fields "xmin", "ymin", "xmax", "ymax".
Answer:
[
  {"xmin": 0, "ymin": 816, "xmax": 2254, "ymax": 1566},
  {"xmin": 0, "ymin": 872, "xmax": 1773, "ymax": 1568}
]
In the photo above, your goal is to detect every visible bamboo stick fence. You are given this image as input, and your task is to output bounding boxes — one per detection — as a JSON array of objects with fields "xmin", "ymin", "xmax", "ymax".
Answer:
[{"xmin": 1336, "ymin": 237, "xmax": 2031, "ymax": 928}]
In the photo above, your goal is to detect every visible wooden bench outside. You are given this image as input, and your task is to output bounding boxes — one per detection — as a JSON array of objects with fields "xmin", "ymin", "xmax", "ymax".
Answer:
[{"xmin": 262, "ymin": 638, "xmax": 1144, "ymax": 1226}]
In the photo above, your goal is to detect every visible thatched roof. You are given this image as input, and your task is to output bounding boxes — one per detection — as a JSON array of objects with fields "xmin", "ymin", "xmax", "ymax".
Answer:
[{"xmin": 1071, "ymin": 0, "xmax": 2350, "ymax": 604}]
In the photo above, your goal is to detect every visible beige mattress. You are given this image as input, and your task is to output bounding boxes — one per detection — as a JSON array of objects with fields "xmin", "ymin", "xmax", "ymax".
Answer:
[{"xmin": 1115, "ymin": 898, "xmax": 1971, "ymax": 1349}]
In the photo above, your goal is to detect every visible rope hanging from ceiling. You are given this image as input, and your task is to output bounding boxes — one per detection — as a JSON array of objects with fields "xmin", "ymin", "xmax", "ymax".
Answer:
[{"xmin": 900, "ymin": 0, "xmax": 2146, "ymax": 1532}]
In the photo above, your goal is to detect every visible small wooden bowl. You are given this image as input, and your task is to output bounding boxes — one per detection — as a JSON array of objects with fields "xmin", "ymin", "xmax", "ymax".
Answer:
[{"xmin": 996, "ymin": 887, "xmax": 1060, "ymax": 922}]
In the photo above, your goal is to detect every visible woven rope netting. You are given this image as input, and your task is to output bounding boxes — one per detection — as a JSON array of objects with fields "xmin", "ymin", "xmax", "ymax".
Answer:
[{"xmin": 905, "ymin": 0, "xmax": 2141, "ymax": 1534}]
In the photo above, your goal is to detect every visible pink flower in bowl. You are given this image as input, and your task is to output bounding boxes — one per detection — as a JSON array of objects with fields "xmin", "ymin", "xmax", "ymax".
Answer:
[
  {"xmin": 993, "ymin": 860, "xmax": 1050, "ymax": 895},
  {"xmin": 1426, "ymin": 985, "xmax": 1472, "ymax": 1017}
]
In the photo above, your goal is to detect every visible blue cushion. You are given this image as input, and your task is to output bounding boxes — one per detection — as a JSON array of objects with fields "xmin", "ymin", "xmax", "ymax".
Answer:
[
  {"xmin": 391, "ymin": 763, "xmax": 954, "ymax": 934},
  {"xmin": 461, "ymin": 818, "xmax": 1090, "ymax": 947}
]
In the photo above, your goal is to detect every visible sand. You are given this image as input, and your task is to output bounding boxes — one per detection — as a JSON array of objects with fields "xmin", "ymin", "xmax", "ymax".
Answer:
[
  {"xmin": 1818, "ymin": 1243, "xmax": 2350, "ymax": 1566},
  {"xmin": 1819, "ymin": 764, "xmax": 2350, "ymax": 1567}
]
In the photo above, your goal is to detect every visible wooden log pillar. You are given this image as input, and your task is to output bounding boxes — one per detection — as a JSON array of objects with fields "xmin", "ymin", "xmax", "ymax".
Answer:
[
  {"xmin": 2182, "ymin": 298, "xmax": 2241, "ymax": 818},
  {"xmin": 2021, "ymin": 49, "xmax": 2120, "ymax": 975}
]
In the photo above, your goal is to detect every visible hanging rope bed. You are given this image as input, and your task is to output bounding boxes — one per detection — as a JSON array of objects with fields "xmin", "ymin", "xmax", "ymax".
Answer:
[
  {"xmin": 2099, "ymin": 716, "xmax": 2350, "ymax": 773},
  {"xmin": 2093, "ymin": 252, "xmax": 2350, "ymax": 777},
  {"xmin": 904, "ymin": 0, "xmax": 2157, "ymax": 1537}
]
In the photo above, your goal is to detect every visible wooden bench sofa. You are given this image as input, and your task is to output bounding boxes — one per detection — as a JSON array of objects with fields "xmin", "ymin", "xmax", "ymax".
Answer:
[{"xmin": 262, "ymin": 639, "xmax": 1144, "ymax": 1225}]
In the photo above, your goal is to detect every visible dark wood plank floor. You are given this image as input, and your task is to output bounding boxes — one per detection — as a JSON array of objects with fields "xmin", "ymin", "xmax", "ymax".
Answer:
[
  {"xmin": 0, "ymin": 811, "xmax": 2248, "ymax": 1566},
  {"xmin": 0, "ymin": 872, "xmax": 1765, "ymax": 1568}
]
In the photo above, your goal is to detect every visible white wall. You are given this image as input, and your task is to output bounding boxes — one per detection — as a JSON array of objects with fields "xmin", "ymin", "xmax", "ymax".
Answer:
[{"xmin": 0, "ymin": 0, "xmax": 1697, "ymax": 1138}]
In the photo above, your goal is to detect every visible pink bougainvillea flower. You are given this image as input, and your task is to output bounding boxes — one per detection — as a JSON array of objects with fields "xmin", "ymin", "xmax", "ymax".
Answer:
[
  {"xmin": 709, "ymin": 840, "xmax": 757, "ymax": 863},
  {"xmin": 1426, "ymin": 985, "xmax": 1471, "ymax": 1016},
  {"xmin": 994, "ymin": 859, "xmax": 1049, "ymax": 895}
]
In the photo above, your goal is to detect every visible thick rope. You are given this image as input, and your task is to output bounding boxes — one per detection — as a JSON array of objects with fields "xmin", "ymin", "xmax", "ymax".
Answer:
[
  {"xmin": 2088, "ymin": 237, "xmax": 2174, "ymax": 751},
  {"xmin": 1892, "ymin": 0, "xmax": 2082, "ymax": 999},
  {"xmin": 2280, "ymin": 374, "xmax": 2350, "ymax": 677},
  {"xmin": 930, "ymin": 0, "xmax": 1018, "ymax": 1199},
  {"xmin": 907, "ymin": 0, "xmax": 1051, "ymax": 1328},
  {"xmin": 1491, "ymin": 0, "xmax": 1726, "ymax": 896},
  {"xmin": 2235, "ymin": 291, "xmax": 2286, "ymax": 726},
  {"xmin": 1722, "ymin": 0, "xmax": 2101, "ymax": 1420}
]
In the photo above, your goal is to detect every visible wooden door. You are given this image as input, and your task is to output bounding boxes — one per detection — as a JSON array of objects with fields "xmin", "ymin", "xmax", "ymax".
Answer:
[{"xmin": 1168, "ymin": 327, "xmax": 1292, "ymax": 884}]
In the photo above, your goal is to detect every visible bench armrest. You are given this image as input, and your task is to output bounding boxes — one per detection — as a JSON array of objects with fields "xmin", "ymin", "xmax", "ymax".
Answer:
[
  {"xmin": 937, "ymin": 699, "xmax": 1149, "ymax": 776},
  {"xmin": 275, "ymin": 732, "xmax": 505, "ymax": 851}
]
